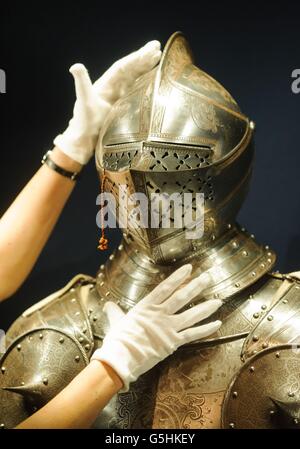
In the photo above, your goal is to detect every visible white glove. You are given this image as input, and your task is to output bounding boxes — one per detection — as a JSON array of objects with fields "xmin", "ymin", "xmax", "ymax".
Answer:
[
  {"xmin": 54, "ymin": 41, "xmax": 161, "ymax": 164},
  {"xmin": 91, "ymin": 264, "xmax": 222, "ymax": 392}
]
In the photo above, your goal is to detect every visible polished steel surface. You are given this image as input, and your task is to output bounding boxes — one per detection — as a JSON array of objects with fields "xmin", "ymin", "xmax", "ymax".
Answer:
[
  {"xmin": 222, "ymin": 345, "xmax": 300, "ymax": 429},
  {"xmin": 1, "ymin": 32, "xmax": 300, "ymax": 429},
  {"xmin": 0, "ymin": 276, "xmax": 94, "ymax": 428},
  {"xmin": 95, "ymin": 32, "xmax": 256, "ymax": 267}
]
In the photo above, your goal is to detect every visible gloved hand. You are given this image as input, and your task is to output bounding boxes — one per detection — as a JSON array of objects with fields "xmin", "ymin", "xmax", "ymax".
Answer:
[
  {"xmin": 91, "ymin": 264, "xmax": 222, "ymax": 392},
  {"xmin": 54, "ymin": 41, "xmax": 161, "ymax": 165}
]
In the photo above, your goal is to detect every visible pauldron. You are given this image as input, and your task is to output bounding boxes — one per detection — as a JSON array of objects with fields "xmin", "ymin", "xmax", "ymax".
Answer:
[
  {"xmin": 222, "ymin": 275, "xmax": 300, "ymax": 428},
  {"xmin": 0, "ymin": 274, "xmax": 107, "ymax": 428}
]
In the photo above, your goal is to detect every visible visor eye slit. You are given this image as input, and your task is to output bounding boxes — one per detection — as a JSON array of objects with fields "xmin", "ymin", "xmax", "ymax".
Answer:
[{"xmin": 102, "ymin": 143, "xmax": 213, "ymax": 172}]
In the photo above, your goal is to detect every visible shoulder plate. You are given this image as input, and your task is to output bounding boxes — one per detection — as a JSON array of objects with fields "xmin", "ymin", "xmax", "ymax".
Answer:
[
  {"xmin": 242, "ymin": 276, "xmax": 300, "ymax": 360},
  {"xmin": 222, "ymin": 344, "xmax": 300, "ymax": 429},
  {"xmin": 0, "ymin": 327, "xmax": 88, "ymax": 428},
  {"xmin": 0, "ymin": 274, "xmax": 99, "ymax": 428},
  {"xmin": 6, "ymin": 274, "xmax": 95, "ymax": 354}
]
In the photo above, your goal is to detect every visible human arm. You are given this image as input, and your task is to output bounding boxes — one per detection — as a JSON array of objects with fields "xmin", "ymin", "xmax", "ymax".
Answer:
[
  {"xmin": 0, "ymin": 148, "xmax": 81, "ymax": 301},
  {"xmin": 0, "ymin": 41, "xmax": 161, "ymax": 301}
]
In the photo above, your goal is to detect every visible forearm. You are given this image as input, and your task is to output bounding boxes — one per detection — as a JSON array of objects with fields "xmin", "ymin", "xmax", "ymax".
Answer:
[
  {"xmin": 0, "ymin": 147, "xmax": 82, "ymax": 300},
  {"xmin": 16, "ymin": 360, "xmax": 122, "ymax": 429}
]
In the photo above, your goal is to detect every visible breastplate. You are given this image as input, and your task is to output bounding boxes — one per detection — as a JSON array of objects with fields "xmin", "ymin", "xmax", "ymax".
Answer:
[
  {"xmin": 91, "ymin": 233, "xmax": 300, "ymax": 429},
  {"xmin": 94, "ymin": 268, "xmax": 283, "ymax": 429}
]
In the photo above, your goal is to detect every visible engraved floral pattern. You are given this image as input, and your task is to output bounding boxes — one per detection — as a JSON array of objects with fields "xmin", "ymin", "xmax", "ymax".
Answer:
[{"xmin": 191, "ymin": 101, "xmax": 219, "ymax": 134}]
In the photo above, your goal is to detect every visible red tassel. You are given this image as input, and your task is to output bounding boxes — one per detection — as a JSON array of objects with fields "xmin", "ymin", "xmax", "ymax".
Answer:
[{"xmin": 97, "ymin": 236, "xmax": 108, "ymax": 251}]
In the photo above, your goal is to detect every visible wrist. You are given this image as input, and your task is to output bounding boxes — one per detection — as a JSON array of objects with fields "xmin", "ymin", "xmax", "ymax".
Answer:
[
  {"xmin": 51, "ymin": 147, "xmax": 83, "ymax": 172},
  {"xmin": 91, "ymin": 345, "xmax": 132, "ymax": 392},
  {"xmin": 89, "ymin": 359, "xmax": 124, "ymax": 392}
]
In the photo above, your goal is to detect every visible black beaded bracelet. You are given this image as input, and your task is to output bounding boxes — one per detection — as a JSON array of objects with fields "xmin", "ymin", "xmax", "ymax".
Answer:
[{"xmin": 41, "ymin": 150, "xmax": 81, "ymax": 181}]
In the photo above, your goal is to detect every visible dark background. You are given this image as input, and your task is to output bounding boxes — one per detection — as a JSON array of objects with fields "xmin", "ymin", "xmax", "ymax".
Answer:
[{"xmin": 0, "ymin": 0, "xmax": 300, "ymax": 331}]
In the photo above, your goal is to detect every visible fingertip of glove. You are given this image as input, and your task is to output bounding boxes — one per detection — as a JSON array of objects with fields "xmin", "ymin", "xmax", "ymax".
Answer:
[
  {"xmin": 209, "ymin": 298, "xmax": 223, "ymax": 308},
  {"xmin": 69, "ymin": 63, "xmax": 87, "ymax": 76},
  {"xmin": 102, "ymin": 300, "xmax": 113, "ymax": 312},
  {"xmin": 143, "ymin": 40, "xmax": 161, "ymax": 52},
  {"xmin": 183, "ymin": 263, "xmax": 193, "ymax": 275},
  {"xmin": 176, "ymin": 263, "xmax": 193, "ymax": 278},
  {"xmin": 213, "ymin": 319, "xmax": 222, "ymax": 329}
]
